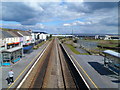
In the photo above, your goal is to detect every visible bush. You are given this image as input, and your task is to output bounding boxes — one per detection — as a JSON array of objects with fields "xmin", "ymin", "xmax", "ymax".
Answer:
[{"xmin": 73, "ymin": 39, "xmax": 77, "ymax": 43}]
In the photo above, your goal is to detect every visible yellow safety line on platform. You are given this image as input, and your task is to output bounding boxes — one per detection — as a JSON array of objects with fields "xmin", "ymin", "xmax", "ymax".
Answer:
[
  {"xmin": 71, "ymin": 55, "xmax": 99, "ymax": 90},
  {"xmin": 7, "ymin": 46, "xmax": 46, "ymax": 89}
]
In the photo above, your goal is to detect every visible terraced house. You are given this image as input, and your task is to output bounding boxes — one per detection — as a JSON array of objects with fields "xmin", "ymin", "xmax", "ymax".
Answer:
[
  {"xmin": 0, "ymin": 29, "xmax": 32, "ymax": 66},
  {"xmin": 18, "ymin": 31, "xmax": 33, "ymax": 54},
  {"xmin": 0, "ymin": 29, "xmax": 50, "ymax": 66},
  {"xmin": 0, "ymin": 29, "xmax": 49, "ymax": 66}
]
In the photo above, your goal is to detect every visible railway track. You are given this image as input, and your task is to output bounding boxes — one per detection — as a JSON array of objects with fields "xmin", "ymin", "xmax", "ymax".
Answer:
[{"xmin": 17, "ymin": 38, "xmax": 89, "ymax": 89}]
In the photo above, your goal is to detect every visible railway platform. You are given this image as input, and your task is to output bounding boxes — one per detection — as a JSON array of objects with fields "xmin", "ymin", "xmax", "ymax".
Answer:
[
  {"xmin": 1, "ymin": 41, "xmax": 49, "ymax": 89},
  {"xmin": 63, "ymin": 44, "xmax": 119, "ymax": 89},
  {"xmin": 2, "ymin": 38, "xmax": 119, "ymax": 89}
]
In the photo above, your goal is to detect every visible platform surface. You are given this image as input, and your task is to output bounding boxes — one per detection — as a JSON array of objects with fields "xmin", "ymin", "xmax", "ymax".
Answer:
[{"xmin": 64, "ymin": 44, "xmax": 119, "ymax": 89}]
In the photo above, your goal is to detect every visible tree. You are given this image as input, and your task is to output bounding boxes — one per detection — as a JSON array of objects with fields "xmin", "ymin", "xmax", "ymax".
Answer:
[{"xmin": 50, "ymin": 34, "xmax": 52, "ymax": 38}]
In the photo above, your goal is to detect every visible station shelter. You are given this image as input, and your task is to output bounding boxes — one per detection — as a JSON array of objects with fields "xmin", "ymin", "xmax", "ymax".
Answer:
[
  {"xmin": 103, "ymin": 50, "xmax": 120, "ymax": 74},
  {"xmin": 7, "ymin": 42, "xmax": 20, "ymax": 49},
  {"xmin": 2, "ymin": 47, "xmax": 23, "ymax": 66}
]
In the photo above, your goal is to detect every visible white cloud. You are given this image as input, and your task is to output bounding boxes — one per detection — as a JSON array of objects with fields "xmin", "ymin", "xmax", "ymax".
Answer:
[
  {"xmin": 24, "ymin": 2, "xmax": 44, "ymax": 12},
  {"xmin": 73, "ymin": 21, "xmax": 92, "ymax": 25},
  {"xmin": 63, "ymin": 20, "xmax": 92, "ymax": 27},
  {"xmin": 0, "ymin": 23, "xmax": 45, "ymax": 30},
  {"xmin": 1, "ymin": 2, "xmax": 118, "ymax": 34},
  {"xmin": 63, "ymin": 23, "xmax": 71, "ymax": 26}
]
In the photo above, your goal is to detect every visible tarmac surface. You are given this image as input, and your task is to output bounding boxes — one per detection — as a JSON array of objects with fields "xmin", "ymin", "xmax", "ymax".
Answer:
[
  {"xmin": 63, "ymin": 44, "xmax": 119, "ymax": 89},
  {"xmin": 1, "ymin": 42, "xmax": 48, "ymax": 89},
  {"xmin": 76, "ymin": 47, "xmax": 88, "ymax": 53}
]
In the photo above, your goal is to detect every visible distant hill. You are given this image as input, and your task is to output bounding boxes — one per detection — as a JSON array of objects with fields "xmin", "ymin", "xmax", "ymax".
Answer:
[
  {"xmin": 0, "ymin": 28, "xmax": 24, "ymax": 31},
  {"xmin": 74, "ymin": 33, "xmax": 119, "ymax": 36}
]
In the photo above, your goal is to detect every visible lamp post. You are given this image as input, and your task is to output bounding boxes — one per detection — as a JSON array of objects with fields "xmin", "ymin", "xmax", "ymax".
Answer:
[{"xmin": 71, "ymin": 26, "xmax": 74, "ymax": 39}]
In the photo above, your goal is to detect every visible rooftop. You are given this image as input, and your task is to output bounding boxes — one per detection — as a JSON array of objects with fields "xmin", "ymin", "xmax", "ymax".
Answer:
[
  {"xmin": 103, "ymin": 50, "xmax": 120, "ymax": 59},
  {"xmin": 2, "ymin": 46, "xmax": 22, "ymax": 53},
  {"xmin": 18, "ymin": 31, "xmax": 31, "ymax": 36},
  {"xmin": 33, "ymin": 31, "xmax": 47, "ymax": 34}
]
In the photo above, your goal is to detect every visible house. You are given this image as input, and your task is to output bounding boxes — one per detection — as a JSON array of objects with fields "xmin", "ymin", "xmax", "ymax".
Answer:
[
  {"xmin": 0, "ymin": 29, "xmax": 3, "ymax": 66},
  {"xmin": 6, "ymin": 31, "xmax": 22, "ymax": 47},
  {"xmin": 39, "ymin": 33, "xmax": 47, "ymax": 41},
  {"xmin": 32, "ymin": 31, "xmax": 49, "ymax": 43},
  {"xmin": 18, "ymin": 31, "xmax": 33, "ymax": 53},
  {"xmin": 18, "ymin": 31, "xmax": 32, "ymax": 45},
  {"xmin": 1, "ymin": 30, "xmax": 23, "ymax": 66},
  {"xmin": 95, "ymin": 35, "xmax": 105, "ymax": 40},
  {"xmin": 104, "ymin": 35, "xmax": 120, "ymax": 40},
  {"xmin": 0, "ymin": 28, "xmax": 49, "ymax": 66},
  {"xmin": 2, "ymin": 30, "xmax": 15, "ymax": 49},
  {"xmin": 31, "ymin": 32, "xmax": 40, "ymax": 45},
  {"xmin": 31, "ymin": 33, "xmax": 36, "ymax": 44}
]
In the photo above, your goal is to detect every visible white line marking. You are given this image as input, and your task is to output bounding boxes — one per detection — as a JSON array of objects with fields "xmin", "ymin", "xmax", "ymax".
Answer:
[{"xmin": 61, "ymin": 43, "xmax": 91, "ymax": 90}]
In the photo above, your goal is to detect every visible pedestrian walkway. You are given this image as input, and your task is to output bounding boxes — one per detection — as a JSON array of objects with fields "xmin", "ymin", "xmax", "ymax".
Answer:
[
  {"xmin": 0, "ymin": 67, "xmax": 2, "ymax": 90},
  {"xmin": 2, "ymin": 42, "xmax": 48, "ymax": 89}
]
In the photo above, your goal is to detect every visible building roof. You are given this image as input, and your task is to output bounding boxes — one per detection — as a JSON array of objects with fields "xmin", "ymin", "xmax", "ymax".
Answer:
[
  {"xmin": 18, "ymin": 31, "xmax": 31, "ymax": 36},
  {"xmin": 2, "ymin": 46, "xmax": 22, "ymax": 53},
  {"xmin": 1, "ymin": 28, "xmax": 32, "ymax": 38},
  {"xmin": 6, "ymin": 31, "xmax": 22, "ymax": 37},
  {"xmin": 10, "ymin": 31, "xmax": 22, "ymax": 37},
  {"xmin": 2, "ymin": 31, "xmax": 14, "ymax": 38},
  {"xmin": 33, "ymin": 31, "xmax": 47, "ymax": 34},
  {"xmin": 103, "ymin": 50, "xmax": 120, "ymax": 58}
]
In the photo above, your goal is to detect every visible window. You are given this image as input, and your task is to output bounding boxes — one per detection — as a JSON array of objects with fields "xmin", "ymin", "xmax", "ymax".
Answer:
[{"xmin": 2, "ymin": 53, "xmax": 11, "ymax": 62}]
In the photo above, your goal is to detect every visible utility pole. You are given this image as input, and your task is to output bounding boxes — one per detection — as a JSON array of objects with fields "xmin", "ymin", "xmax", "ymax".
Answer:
[
  {"xmin": 72, "ymin": 27, "xmax": 74, "ymax": 39},
  {"xmin": 72, "ymin": 28, "xmax": 73, "ymax": 35}
]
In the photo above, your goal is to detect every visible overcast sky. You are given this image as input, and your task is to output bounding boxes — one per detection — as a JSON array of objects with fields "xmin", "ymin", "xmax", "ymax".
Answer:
[{"xmin": 0, "ymin": 0, "xmax": 118, "ymax": 34}]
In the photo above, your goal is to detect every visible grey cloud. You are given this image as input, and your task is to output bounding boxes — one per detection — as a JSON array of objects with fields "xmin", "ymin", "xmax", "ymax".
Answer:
[
  {"xmin": 2, "ymin": 2, "xmax": 37, "ymax": 22},
  {"xmin": 1, "ymin": 2, "xmax": 118, "ymax": 34},
  {"xmin": 65, "ymin": 2, "xmax": 91, "ymax": 13},
  {"xmin": 83, "ymin": 7, "xmax": 118, "ymax": 26},
  {"xmin": 66, "ymin": 2, "xmax": 117, "ymax": 14},
  {"xmin": 2, "ymin": 2, "xmax": 118, "ymax": 25},
  {"xmin": 100, "ymin": 17, "xmax": 118, "ymax": 26},
  {"xmin": 1, "ymin": 2, "xmax": 86, "ymax": 25},
  {"xmin": 84, "ymin": 2, "xmax": 117, "ymax": 11},
  {"xmin": 2, "ymin": 2, "xmax": 56, "ymax": 25},
  {"xmin": 0, "ymin": 23, "xmax": 45, "ymax": 31}
]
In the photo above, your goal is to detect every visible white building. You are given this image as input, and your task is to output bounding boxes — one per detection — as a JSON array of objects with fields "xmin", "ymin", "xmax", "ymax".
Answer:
[
  {"xmin": 33, "ymin": 31, "xmax": 49, "ymax": 41},
  {"xmin": 104, "ymin": 35, "xmax": 120, "ymax": 40},
  {"xmin": 31, "ymin": 33, "xmax": 36, "ymax": 43},
  {"xmin": 18, "ymin": 31, "xmax": 32, "ymax": 45},
  {"xmin": 39, "ymin": 33, "xmax": 47, "ymax": 41},
  {"xmin": 52, "ymin": 34, "xmax": 73, "ymax": 37},
  {"xmin": 1, "ymin": 30, "xmax": 23, "ymax": 66},
  {"xmin": 95, "ymin": 35, "xmax": 99, "ymax": 39}
]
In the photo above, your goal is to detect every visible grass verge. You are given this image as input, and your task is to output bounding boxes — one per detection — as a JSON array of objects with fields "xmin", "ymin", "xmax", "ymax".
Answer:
[
  {"xmin": 66, "ymin": 44, "xmax": 80, "ymax": 54},
  {"xmin": 33, "ymin": 41, "xmax": 45, "ymax": 49},
  {"xmin": 66, "ymin": 44, "xmax": 90, "ymax": 55}
]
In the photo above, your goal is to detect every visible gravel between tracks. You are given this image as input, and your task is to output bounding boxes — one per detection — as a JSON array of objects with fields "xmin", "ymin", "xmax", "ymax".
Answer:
[{"xmin": 19, "ymin": 38, "xmax": 77, "ymax": 89}]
